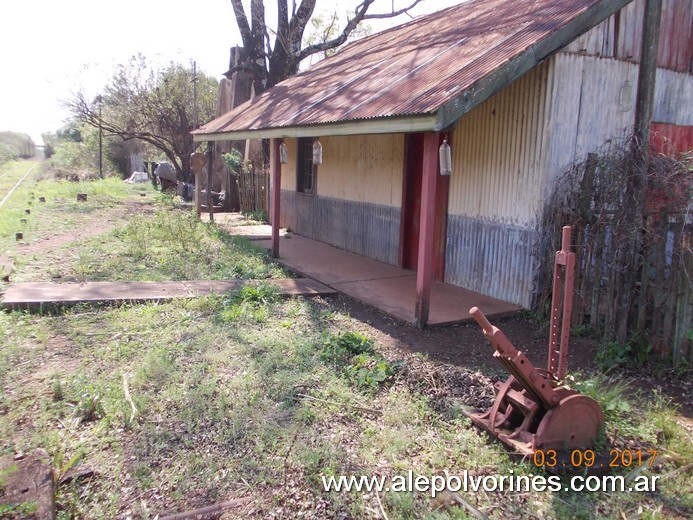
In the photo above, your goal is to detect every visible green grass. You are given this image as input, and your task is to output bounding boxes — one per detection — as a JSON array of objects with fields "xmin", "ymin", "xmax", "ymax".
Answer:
[
  {"xmin": 1, "ymin": 162, "xmax": 286, "ymax": 283},
  {"xmin": 0, "ymin": 172, "xmax": 691, "ymax": 518},
  {"xmin": 2, "ymin": 295, "xmax": 690, "ymax": 518},
  {"xmin": 0, "ymin": 160, "xmax": 42, "ymax": 239},
  {"xmin": 62, "ymin": 210, "xmax": 288, "ymax": 282},
  {"xmin": 0, "ymin": 160, "xmax": 145, "ymax": 241}
]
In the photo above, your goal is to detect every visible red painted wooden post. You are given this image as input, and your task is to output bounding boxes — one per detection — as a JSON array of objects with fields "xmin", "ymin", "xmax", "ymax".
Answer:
[
  {"xmin": 271, "ymin": 138, "xmax": 282, "ymax": 258},
  {"xmin": 415, "ymin": 132, "xmax": 439, "ymax": 328},
  {"xmin": 548, "ymin": 226, "xmax": 576, "ymax": 381}
]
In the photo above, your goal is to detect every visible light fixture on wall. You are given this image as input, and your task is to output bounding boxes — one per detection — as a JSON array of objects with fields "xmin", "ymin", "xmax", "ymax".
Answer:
[
  {"xmin": 279, "ymin": 139, "xmax": 289, "ymax": 164},
  {"xmin": 312, "ymin": 137, "xmax": 323, "ymax": 165},
  {"xmin": 439, "ymin": 135, "xmax": 452, "ymax": 176}
]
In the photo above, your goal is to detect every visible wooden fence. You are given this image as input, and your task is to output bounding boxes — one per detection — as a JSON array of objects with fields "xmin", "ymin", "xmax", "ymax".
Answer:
[
  {"xmin": 540, "ymin": 147, "xmax": 692, "ymax": 365},
  {"xmin": 237, "ymin": 165, "xmax": 269, "ymax": 216},
  {"xmin": 565, "ymin": 211, "xmax": 692, "ymax": 365}
]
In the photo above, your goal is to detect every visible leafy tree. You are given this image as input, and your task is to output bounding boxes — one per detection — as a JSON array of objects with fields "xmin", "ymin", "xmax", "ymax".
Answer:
[
  {"xmin": 230, "ymin": 0, "xmax": 423, "ymax": 94},
  {"xmin": 303, "ymin": 11, "xmax": 372, "ymax": 63},
  {"xmin": 49, "ymin": 123, "xmax": 97, "ymax": 174},
  {"xmin": 222, "ymin": 149, "xmax": 243, "ymax": 176},
  {"xmin": 56, "ymin": 123, "xmax": 82, "ymax": 143},
  {"xmin": 43, "ymin": 141, "xmax": 55, "ymax": 159},
  {"xmin": 0, "ymin": 131, "xmax": 35, "ymax": 158},
  {"xmin": 46, "ymin": 121, "xmax": 124, "ymax": 177},
  {"xmin": 65, "ymin": 56, "xmax": 218, "ymax": 183},
  {"xmin": 0, "ymin": 142, "xmax": 19, "ymax": 165}
]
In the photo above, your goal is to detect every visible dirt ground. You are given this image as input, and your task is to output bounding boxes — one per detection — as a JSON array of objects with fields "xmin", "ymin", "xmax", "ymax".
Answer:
[{"xmin": 333, "ymin": 294, "xmax": 693, "ymax": 419}]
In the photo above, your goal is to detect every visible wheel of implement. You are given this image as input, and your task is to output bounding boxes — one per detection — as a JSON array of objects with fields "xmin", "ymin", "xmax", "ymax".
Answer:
[{"xmin": 534, "ymin": 394, "xmax": 604, "ymax": 450}]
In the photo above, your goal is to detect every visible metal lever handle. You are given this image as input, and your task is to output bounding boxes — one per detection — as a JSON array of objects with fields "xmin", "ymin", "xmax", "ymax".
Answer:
[{"xmin": 469, "ymin": 306, "xmax": 493, "ymax": 334}]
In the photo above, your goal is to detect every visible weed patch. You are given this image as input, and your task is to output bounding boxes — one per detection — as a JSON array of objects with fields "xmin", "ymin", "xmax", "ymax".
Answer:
[{"xmin": 319, "ymin": 331, "xmax": 400, "ymax": 391}]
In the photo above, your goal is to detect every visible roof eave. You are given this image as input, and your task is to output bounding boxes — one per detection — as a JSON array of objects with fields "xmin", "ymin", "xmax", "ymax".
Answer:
[
  {"xmin": 436, "ymin": 0, "xmax": 634, "ymax": 129},
  {"xmin": 192, "ymin": 113, "xmax": 439, "ymax": 142}
]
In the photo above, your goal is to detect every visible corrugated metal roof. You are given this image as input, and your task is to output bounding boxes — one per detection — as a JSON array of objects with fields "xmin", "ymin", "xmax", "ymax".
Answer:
[{"xmin": 193, "ymin": 0, "xmax": 633, "ymax": 140}]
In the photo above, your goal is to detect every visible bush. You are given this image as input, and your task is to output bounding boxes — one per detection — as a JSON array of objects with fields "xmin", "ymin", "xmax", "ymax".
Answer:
[
  {"xmin": 0, "ymin": 142, "xmax": 18, "ymax": 165},
  {"xmin": 222, "ymin": 149, "xmax": 243, "ymax": 176},
  {"xmin": 346, "ymin": 353, "xmax": 395, "ymax": 389}
]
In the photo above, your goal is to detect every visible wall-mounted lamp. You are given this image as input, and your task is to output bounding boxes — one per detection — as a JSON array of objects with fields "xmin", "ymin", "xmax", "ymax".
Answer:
[
  {"xmin": 439, "ymin": 137, "xmax": 452, "ymax": 176},
  {"xmin": 279, "ymin": 139, "xmax": 289, "ymax": 164},
  {"xmin": 312, "ymin": 138, "xmax": 323, "ymax": 165}
]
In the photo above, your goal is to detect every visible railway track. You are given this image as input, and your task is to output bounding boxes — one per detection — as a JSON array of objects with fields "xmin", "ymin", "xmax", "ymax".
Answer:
[{"xmin": 0, "ymin": 161, "xmax": 38, "ymax": 209}]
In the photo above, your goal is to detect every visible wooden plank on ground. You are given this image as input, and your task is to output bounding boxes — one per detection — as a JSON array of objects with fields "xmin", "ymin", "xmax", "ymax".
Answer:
[{"xmin": 1, "ymin": 278, "xmax": 336, "ymax": 309}]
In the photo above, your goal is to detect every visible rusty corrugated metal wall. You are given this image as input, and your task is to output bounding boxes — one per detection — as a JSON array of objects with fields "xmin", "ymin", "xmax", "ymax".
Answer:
[
  {"xmin": 445, "ymin": 62, "xmax": 551, "ymax": 307},
  {"xmin": 566, "ymin": 0, "xmax": 692, "ymax": 73},
  {"xmin": 443, "ymin": 39, "xmax": 691, "ymax": 307},
  {"xmin": 280, "ymin": 192, "xmax": 401, "ymax": 265}
]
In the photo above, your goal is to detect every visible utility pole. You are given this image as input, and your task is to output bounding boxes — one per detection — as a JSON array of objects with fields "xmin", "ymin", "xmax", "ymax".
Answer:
[
  {"xmin": 97, "ymin": 95, "xmax": 103, "ymax": 179},
  {"xmin": 634, "ymin": 0, "xmax": 662, "ymax": 162},
  {"xmin": 192, "ymin": 61, "xmax": 198, "ymax": 128},
  {"xmin": 633, "ymin": 0, "xmax": 662, "ymax": 335}
]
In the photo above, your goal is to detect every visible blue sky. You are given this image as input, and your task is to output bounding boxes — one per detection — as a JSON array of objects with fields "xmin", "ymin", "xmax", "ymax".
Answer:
[{"xmin": 0, "ymin": 0, "xmax": 462, "ymax": 144}]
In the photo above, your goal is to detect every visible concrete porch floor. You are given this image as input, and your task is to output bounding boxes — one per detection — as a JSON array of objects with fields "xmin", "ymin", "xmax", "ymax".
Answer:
[{"xmin": 214, "ymin": 214, "xmax": 522, "ymax": 326}]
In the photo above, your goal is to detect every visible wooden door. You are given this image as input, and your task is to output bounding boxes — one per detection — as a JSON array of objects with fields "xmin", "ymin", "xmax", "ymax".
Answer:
[{"xmin": 399, "ymin": 133, "xmax": 449, "ymax": 280}]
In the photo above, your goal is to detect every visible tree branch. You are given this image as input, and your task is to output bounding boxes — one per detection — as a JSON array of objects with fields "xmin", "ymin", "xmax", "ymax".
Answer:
[
  {"xmin": 289, "ymin": 0, "xmax": 318, "ymax": 53},
  {"xmin": 363, "ymin": 0, "xmax": 424, "ymax": 19},
  {"xmin": 297, "ymin": 0, "xmax": 424, "ymax": 61},
  {"xmin": 296, "ymin": 0, "xmax": 373, "ymax": 61},
  {"xmin": 230, "ymin": 0, "xmax": 252, "ymax": 47}
]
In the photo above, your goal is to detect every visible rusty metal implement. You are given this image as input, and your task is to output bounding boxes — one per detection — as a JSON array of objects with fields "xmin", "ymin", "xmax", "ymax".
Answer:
[{"xmin": 466, "ymin": 226, "xmax": 604, "ymax": 456}]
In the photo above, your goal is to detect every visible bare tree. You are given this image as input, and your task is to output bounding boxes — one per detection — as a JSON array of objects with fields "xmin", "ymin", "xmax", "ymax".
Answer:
[{"xmin": 230, "ymin": 0, "xmax": 424, "ymax": 94}]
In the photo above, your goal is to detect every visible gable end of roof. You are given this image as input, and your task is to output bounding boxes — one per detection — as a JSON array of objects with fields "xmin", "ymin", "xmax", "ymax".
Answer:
[{"xmin": 436, "ymin": 0, "xmax": 634, "ymax": 130}]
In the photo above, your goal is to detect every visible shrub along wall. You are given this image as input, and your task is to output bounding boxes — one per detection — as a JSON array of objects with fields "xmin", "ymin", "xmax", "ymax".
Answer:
[{"xmin": 539, "ymin": 136, "xmax": 692, "ymax": 366}]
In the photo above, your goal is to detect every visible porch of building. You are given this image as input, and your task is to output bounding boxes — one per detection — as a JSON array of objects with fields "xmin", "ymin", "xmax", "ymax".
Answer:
[{"xmin": 214, "ymin": 214, "xmax": 522, "ymax": 326}]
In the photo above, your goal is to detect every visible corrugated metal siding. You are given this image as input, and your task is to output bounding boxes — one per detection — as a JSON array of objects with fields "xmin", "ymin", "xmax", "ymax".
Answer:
[
  {"xmin": 443, "ymin": 62, "xmax": 549, "ymax": 306},
  {"xmin": 542, "ymin": 54, "xmax": 638, "ymax": 191},
  {"xmin": 653, "ymin": 68, "xmax": 693, "ymax": 125},
  {"xmin": 565, "ymin": 15, "xmax": 616, "ymax": 56},
  {"xmin": 280, "ymin": 191, "xmax": 401, "ymax": 265},
  {"xmin": 651, "ymin": 122, "xmax": 693, "ymax": 155},
  {"xmin": 566, "ymin": 0, "xmax": 693, "ymax": 73},
  {"xmin": 543, "ymin": 53, "xmax": 691, "ymax": 191},
  {"xmin": 445, "ymin": 216, "xmax": 539, "ymax": 307},
  {"xmin": 448, "ymin": 61, "xmax": 550, "ymax": 226},
  {"xmin": 318, "ymin": 134, "xmax": 404, "ymax": 207}
]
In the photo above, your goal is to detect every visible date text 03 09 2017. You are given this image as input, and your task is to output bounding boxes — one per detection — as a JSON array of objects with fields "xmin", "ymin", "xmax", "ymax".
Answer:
[{"xmin": 532, "ymin": 448, "xmax": 658, "ymax": 470}]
